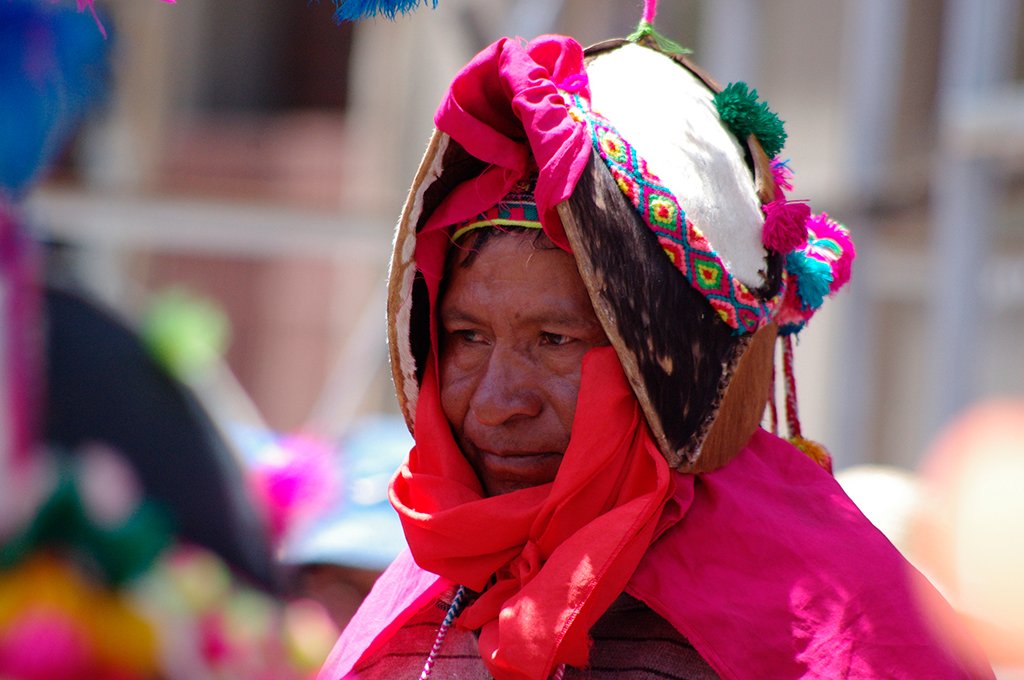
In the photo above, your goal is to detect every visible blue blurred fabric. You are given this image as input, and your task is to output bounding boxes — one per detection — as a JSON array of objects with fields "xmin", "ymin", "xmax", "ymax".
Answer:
[{"xmin": 0, "ymin": 0, "xmax": 109, "ymax": 197}]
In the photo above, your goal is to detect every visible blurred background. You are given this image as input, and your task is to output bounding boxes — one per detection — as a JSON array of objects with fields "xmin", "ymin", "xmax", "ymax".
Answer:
[
  {"xmin": 23, "ymin": 0, "xmax": 1024, "ymax": 470},
  {"xmin": 3, "ymin": 0, "xmax": 1024, "ymax": 676}
]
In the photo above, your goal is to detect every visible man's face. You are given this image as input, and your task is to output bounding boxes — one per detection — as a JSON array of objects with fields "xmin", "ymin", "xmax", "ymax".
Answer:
[{"xmin": 438, "ymin": 232, "xmax": 609, "ymax": 496}]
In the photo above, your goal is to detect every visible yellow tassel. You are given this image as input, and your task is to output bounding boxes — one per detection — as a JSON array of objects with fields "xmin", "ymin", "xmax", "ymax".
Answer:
[{"xmin": 789, "ymin": 436, "xmax": 833, "ymax": 474}]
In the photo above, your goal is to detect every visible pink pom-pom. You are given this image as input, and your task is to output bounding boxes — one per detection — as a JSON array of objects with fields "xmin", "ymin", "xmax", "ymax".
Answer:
[
  {"xmin": 770, "ymin": 158, "xmax": 794, "ymax": 200},
  {"xmin": 199, "ymin": 613, "xmax": 232, "ymax": 665},
  {"xmin": 805, "ymin": 212, "xmax": 855, "ymax": 291},
  {"xmin": 762, "ymin": 199, "xmax": 810, "ymax": 253}
]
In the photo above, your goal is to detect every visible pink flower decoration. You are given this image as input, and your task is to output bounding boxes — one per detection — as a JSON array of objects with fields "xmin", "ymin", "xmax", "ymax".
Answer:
[{"xmin": 762, "ymin": 199, "xmax": 810, "ymax": 253}]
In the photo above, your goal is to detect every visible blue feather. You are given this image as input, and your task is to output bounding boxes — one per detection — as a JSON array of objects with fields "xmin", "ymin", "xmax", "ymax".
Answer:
[
  {"xmin": 1, "ymin": 1, "xmax": 109, "ymax": 197},
  {"xmin": 331, "ymin": 0, "xmax": 438, "ymax": 22},
  {"xmin": 786, "ymin": 251, "xmax": 833, "ymax": 311}
]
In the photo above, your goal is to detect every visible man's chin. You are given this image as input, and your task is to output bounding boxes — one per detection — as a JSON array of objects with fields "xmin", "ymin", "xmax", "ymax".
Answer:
[{"xmin": 482, "ymin": 476, "xmax": 553, "ymax": 497}]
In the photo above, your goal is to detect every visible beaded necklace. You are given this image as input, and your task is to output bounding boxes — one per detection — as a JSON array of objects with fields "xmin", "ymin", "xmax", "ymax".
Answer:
[
  {"xmin": 419, "ymin": 585, "xmax": 467, "ymax": 680},
  {"xmin": 419, "ymin": 585, "xmax": 567, "ymax": 679}
]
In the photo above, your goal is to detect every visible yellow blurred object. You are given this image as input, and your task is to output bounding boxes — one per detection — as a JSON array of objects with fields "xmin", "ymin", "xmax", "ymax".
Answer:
[
  {"xmin": 0, "ymin": 555, "xmax": 159, "ymax": 676},
  {"xmin": 283, "ymin": 598, "xmax": 341, "ymax": 671},
  {"xmin": 91, "ymin": 590, "xmax": 160, "ymax": 676}
]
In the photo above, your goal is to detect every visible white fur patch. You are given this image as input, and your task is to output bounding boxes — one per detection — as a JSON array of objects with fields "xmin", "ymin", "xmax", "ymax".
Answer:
[
  {"xmin": 586, "ymin": 44, "xmax": 767, "ymax": 289},
  {"xmin": 390, "ymin": 133, "xmax": 451, "ymax": 425}
]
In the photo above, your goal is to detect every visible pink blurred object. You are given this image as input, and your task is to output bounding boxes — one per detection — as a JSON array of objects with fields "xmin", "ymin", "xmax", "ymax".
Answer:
[
  {"xmin": 199, "ymin": 612, "xmax": 233, "ymax": 665},
  {"xmin": 915, "ymin": 401, "xmax": 1024, "ymax": 670},
  {"xmin": 1, "ymin": 204, "xmax": 39, "ymax": 467},
  {"xmin": 0, "ymin": 610, "xmax": 93, "ymax": 680},
  {"xmin": 250, "ymin": 434, "xmax": 338, "ymax": 544}
]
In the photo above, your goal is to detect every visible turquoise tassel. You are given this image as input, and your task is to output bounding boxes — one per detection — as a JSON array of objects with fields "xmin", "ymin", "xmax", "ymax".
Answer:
[
  {"xmin": 786, "ymin": 252, "xmax": 833, "ymax": 311},
  {"xmin": 713, "ymin": 82, "xmax": 787, "ymax": 159},
  {"xmin": 332, "ymin": 0, "xmax": 437, "ymax": 22}
]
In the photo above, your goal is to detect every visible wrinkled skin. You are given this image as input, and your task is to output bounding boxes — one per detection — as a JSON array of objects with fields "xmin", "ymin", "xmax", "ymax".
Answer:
[{"xmin": 438, "ymin": 232, "xmax": 610, "ymax": 496}]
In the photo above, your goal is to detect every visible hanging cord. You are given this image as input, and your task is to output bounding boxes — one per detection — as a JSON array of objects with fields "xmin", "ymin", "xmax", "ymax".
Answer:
[
  {"xmin": 781, "ymin": 334, "xmax": 802, "ymax": 438},
  {"xmin": 420, "ymin": 585, "xmax": 468, "ymax": 680},
  {"xmin": 780, "ymin": 334, "xmax": 833, "ymax": 472},
  {"xmin": 419, "ymin": 585, "xmax": 568, "ymax": 679},
  {"xmin": 768, "ymin": 341, "xmax": 779, "ymax": 436},
  {"xmin": 642, "ymin": 0, "xmax": 657, "ymax": 24}
]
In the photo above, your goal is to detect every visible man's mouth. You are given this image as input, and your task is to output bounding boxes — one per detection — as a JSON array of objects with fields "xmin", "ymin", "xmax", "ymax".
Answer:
[
  {"xmin": 463, "ymin": 444, "xmax": 565, "ymax": 495},
  {"xmin": 477, "ymin": 449, "xmax": 562, "ymax": 465}
]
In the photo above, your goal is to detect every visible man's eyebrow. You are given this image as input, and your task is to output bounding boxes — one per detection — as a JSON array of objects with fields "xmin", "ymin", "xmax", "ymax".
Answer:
[
  {"xmin": 439, "ymin": 307, "xmax": 481, "ymax": 325},
  {"xmin": 440, "ymin": 307, "xmax": 599, "ymax": 329},
  {"xmin": 522, "ymin": 311, "xmax": 598, "ymax": 328}
]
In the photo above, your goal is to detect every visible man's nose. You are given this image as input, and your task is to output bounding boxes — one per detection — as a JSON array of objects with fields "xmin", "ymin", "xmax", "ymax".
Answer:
[{"xmin": 469, "ymin": 346, "xmax": 543, "ymax": 426}]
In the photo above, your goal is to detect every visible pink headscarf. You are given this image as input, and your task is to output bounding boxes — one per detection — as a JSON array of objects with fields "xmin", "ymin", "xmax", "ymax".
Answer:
[{"xmin": 412, "ymin": 35, "xmax": 591, "ymax": 293}]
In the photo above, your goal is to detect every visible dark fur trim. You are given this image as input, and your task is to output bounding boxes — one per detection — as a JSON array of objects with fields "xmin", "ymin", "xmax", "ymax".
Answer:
[{"xmin": 560, "ymin": 155, "xmax": 741, "ymax": 466}]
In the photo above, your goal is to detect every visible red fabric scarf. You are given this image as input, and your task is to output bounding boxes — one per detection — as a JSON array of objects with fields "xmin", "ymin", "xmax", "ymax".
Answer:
[{"xmin": 389, "ymin": 347, "xmax": 672, "ymax": 679}]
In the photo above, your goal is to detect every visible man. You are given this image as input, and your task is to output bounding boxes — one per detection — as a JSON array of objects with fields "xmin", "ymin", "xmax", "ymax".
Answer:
[{"xmin": 319, "ymin": 26, "xmax": 992, "ymax": 680}]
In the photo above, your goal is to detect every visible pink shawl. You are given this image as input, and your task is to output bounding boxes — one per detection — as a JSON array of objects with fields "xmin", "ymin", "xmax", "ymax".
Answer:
[{"xmin": 319, "ymin": 428, "xmax": 992, "ymax": 679}]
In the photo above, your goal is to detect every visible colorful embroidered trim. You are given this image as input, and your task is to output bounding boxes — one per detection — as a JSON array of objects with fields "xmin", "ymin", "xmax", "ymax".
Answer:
[
  {"xmin": 566, "ymin": 93, "xmax": 774, "ymax": 335},
  {"xmin": 450, "ymin": 182, "xmax": 543, "ymax": 243}
]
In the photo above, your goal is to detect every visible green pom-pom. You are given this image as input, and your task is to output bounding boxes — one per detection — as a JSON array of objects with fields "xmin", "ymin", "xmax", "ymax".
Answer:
[
  {"xmin": 713, "ymin": 82, "xmax": 787, "ymax": 158},
  {"xmin": 786, "ymin": 251, "xmax": 833, "ymax": 310},
  {"xmin": 141, "ymin": 287, "xmax": 230, "ymax": 380}
]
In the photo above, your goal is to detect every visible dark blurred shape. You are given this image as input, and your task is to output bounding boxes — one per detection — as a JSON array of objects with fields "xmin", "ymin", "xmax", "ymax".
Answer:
[{"xmin": 43, "ymin": 286, "xmax": 280, "ymax": 591}]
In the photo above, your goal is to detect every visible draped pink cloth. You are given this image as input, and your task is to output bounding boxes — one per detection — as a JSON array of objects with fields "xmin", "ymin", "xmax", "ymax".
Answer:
[
  {"xmin": 627, "ymin": 428, "xmax": 993, "ymax": 679},
  {"xmin": 319, "ymin": 426, "xmax": 993, "ymax": 680}
]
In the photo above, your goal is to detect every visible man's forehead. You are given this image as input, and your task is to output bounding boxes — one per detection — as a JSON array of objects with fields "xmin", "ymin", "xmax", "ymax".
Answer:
[
  {"xmin": 440, "ymin": 231, "xmax": 599, "ymax": 324},
  {"xmin": 447, "ymin": 226, "xmax": 558, "ymax": 272}
]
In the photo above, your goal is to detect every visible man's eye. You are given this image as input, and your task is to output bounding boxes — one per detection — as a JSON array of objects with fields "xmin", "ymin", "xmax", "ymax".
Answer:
[
  {"xmin": 540, "ymin": 332, "xmax": 574, "ymax": 347},
  {"xmin": 451, "ymin": 329, "xmax": 486, "ymax": 344}
]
